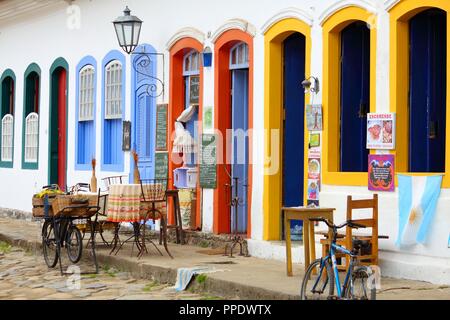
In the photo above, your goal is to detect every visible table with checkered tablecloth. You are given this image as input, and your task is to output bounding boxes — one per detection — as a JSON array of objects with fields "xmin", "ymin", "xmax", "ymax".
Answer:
[{"xmin": 106, "ymin": 184, "xmax": 166, "ymax": 223}]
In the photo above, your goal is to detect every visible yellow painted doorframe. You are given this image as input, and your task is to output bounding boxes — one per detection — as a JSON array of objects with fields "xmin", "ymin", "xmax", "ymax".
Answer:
[
  {"xmin": 263, "ymin": 18, "xmax": 311, "ymax": 241},
  {"xmin": 389, "ymin": 0, "xmax": 450, "ymax": 187}
]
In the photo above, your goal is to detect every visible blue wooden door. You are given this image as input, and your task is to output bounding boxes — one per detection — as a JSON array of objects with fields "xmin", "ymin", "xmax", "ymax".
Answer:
[
  {"xmin": 283, "ymin": 33, "xmax": 305, "ymax": 208},
  {"xmin": 409, "ymin": 9, "xmax": 446, "ymax": 172},
  {"xmin": 133, "ymin": 50, "xmax": 156, "ymax": 180},
  {"xmin": 340, "ymin": 22, "xmax": 370, "ymax": 172},
  {"xmin": 283, "ymin": 33, "xmax": 305, "ymax": 240},
  {"xmin": 231, "ymin": 69, "xmax": 249, "ymax": 234},
  {"xmin": 135, "ymin": 92, "xmax": 155, "ymax": 179}
]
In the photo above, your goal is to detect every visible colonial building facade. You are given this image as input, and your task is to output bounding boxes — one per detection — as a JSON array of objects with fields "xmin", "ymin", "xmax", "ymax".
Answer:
[{"xmin": 0, "ymin": 0, "xmax": 449, "ymax": 285}]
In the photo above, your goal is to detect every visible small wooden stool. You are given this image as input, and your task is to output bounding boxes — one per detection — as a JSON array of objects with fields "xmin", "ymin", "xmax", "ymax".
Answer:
[{"xmin": 166, "ymin": 189, "xmax": 185, "ymax": 244}]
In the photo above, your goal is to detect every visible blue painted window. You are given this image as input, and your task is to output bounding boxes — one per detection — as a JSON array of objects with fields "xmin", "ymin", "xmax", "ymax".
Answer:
[
  {"xmin": 183, "ymin": 50, "xmax": 200, "ymax": 166},
  {"xmin": 409, "ymin": 9, "xmax": 446, "ymax": 172},
  {"xmin": 340, "ymin": 22, "xmax": 370, "ymax": 172},
  {"xmin": 101, "ymin": 51, "xmax": 125, "ymax": 172},
  {"xmin": 229, "ymin": 42, "xmax": 249, "ymax": 70},
  {"xmin": 75, "ymin": 56, "xmax": 97, "ymax": 170}
]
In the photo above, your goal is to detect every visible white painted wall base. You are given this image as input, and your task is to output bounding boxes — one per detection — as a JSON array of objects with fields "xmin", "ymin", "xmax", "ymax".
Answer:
[{"xmin": 247, "ymin": 239, "xmax": 450, "ymax": 285}]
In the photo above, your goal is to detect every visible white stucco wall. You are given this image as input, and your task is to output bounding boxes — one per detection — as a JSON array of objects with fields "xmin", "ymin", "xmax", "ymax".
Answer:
[{"xmin": 0, "ymin": 0, "xmax": 449, "ymax": 284}]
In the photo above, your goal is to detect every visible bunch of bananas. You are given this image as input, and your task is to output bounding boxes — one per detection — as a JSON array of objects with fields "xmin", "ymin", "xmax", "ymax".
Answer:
[{"xmin": 34, "ymin": 186, "xmax": 65, "ymax": 198}]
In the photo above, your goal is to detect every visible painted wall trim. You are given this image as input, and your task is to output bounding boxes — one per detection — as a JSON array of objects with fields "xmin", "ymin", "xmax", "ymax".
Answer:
[
  {"xmin": 263, "ymin": 18, "xmax": 311, "ymax": 240},
  {"xmin": 21, "ymin": 62, "xmax": 41, "ymax": 170},
  {"xmin": 101, "ymin": 49, "xmax": 126, "ymax": 172},
  {"xmin": 385, "ymin": 0, "xmax": 401, "ymax": 11},
  {"xmin": 319, "ymin": 0, "xmax": 378, "ymax": 26},
  {"xmin": 75, "ymin": 55, "xmax": 97, "ymax": 171},
  {"xmin": 321, "ymin": 5, "xmax": 377, "ymax": 186},
  {"xmin": 389, "ymin": 0, "xmax": 450, "ymax": 187},
  {"xmin": 0, "ymin": 69, "xmax": 16, "ymax": 168},
  {"xmin": 166, "ymin": 27, "xmax": 205, "ymax": 51},
  {"xmin": 211, "ymin": 19, "xmax": 257, "ymax": 43},
  {"xmin": 261, "ymin": 7, "xmax": 314, "ymax": 34}
]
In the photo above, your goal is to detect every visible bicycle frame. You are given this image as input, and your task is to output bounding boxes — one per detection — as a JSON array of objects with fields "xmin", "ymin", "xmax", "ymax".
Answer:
[{"xmin": 311, "ymin": 242, "xmax": 356, "ymax": 298}]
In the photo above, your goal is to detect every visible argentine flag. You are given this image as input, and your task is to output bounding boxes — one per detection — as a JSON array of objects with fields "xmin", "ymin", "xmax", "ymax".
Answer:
[{"xmin": 397, "ymin": 174, "xmax": 443, "ymax": 246}]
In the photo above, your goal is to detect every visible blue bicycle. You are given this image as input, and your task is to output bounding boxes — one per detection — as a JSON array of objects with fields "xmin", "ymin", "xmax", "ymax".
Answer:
[{"xmin": 300, "ymin": 218, "xmax": 376, "ymax": 300}]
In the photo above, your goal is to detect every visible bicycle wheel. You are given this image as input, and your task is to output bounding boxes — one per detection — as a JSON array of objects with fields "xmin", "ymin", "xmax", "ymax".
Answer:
[
  {"xmin": 66, "ymin": 225, "xmax": 83, "ymax": 264},
  {"xmin": 300, "ymin": 258, "xmax": 335, "ymax": 300},
  {"xmin": 42, "ymin": 221, "xmax": 58, "ymax": 268},
  {"xmin": 345, "ymin": 266, "xmax": 376, "ymax": 300}
]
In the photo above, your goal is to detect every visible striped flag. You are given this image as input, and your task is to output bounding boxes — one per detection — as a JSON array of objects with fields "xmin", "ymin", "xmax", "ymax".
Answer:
[{"xmin": 397, "ymin": 174, "xmax": 443, "ymax": 246}]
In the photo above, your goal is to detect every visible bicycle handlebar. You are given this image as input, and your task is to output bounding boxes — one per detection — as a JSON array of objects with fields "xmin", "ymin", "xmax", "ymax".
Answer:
[{"xmin": 309, "ymin": 217, "xmax": 365, "ymax": 230}]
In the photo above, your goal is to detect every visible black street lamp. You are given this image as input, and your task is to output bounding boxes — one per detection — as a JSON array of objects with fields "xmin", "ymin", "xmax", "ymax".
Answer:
[
  {"xmin": 113, "ymin": 6, "xmax": 142, "ymax": 54},
  {"xmin": 113, "ymin": 6, "xmax": 165, "ymax": 99}
]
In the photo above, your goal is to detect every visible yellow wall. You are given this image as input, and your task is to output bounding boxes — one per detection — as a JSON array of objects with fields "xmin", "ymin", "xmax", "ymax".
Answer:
[
  {"xmin": 389, "ymin": 0, "xmax": 450, "ymax": 187},
  {"xmin": 322, "ymin": 6, "xmax": 377, "ymax": 186},
  {"xmin": 263, "ymin": 18, "xmax": 311, "ymax": 240}
]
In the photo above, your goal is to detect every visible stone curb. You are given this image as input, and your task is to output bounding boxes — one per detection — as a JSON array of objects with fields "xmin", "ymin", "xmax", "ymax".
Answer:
[{"xmin": 0, "ymin": 229, "xmax": 297, "ymax": 300}]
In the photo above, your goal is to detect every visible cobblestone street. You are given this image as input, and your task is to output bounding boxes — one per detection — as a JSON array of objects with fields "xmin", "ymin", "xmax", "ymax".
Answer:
[{"xmin": 0, "ymin": 243, "xmax": 221, "ymax": 300}]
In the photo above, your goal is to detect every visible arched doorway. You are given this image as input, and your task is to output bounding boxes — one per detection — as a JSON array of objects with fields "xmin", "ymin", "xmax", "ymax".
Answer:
[
  {"xmin": 49, "ymin": 58, "xmax": 69, "ymax": 189},
  {"xmin": 213, "ymin": 29, "xmax": 253, "ymax": 236},
  {"xmin": 263, "ymin": 18, "xmax": 311, "ymax": 240}
]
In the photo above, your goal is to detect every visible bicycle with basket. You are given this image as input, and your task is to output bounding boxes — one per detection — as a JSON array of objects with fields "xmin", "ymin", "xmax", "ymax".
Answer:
[{"xmin": 32, "ymin": 184, "xmax": 101, "ymax": 275}]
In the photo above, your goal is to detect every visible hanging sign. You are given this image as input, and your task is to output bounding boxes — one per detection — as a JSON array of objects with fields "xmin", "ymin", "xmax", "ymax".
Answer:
[
  {"xmin": 189, "ymin": 76, "xmax": 200, "ymax": 105},
  {"xmin": 368, "ymin": 154, "xmax": 395, "ymax": 192},
  {"xmin": 367, "ymin": 113, "xmax": 396, "ymax": 150},
  {"xmin": 199, "ymin": 134, "xmax": 217, "ymax": 189},
  {"xmin": 122, "ymin": 121, "xmax": 131, "ymax": 151},
  {"xmin": 155, "ymin": 104, "xmax": 168, "ymax": 151},
  {"xmin": 154, "ymin": 152, "xmax": 169, "ymax": 180},
  {"xmin": 306, "ymin": 104, "xmax": 323, "ymax": 131}
]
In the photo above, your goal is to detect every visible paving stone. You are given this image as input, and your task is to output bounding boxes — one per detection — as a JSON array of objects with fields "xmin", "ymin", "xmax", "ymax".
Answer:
[{"xmin": 84, "ymin": 283, "xmax": 107, "ymax": 290}]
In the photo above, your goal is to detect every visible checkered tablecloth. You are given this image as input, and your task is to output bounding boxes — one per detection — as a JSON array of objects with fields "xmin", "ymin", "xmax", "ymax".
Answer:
[{"xmin": 106, "ymin": 184, "xmax": 166, "ymax": 223}]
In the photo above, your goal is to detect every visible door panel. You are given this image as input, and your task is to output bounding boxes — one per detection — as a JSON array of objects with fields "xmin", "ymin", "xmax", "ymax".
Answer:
[
  {"xmin": 57, "ymin": 69, "xmax": 67, "ymax": 189},
  {"xmin": 231, "ymin": 69, "xmax": 249, "ymax": 234},
  {"xmin": 283, "ymin": 33, "xmax": 305, "ymax": 208},
  {"xmin": 409, "ymin": 9, "xmax": 447, "ymax": 172},
  {"xmin": 340, "ymin": 22, "xmax": 370, "ymax": 172},
  {"xmin": 136, "ymin": 93, "xmax": 155, "ymax": 179}
]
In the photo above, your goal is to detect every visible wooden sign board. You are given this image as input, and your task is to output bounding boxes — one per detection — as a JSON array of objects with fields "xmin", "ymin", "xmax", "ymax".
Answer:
[
  {"xmin": 122, "ymin": 121, "xmax": 131, "ymax": 151},
  {"xmin": 154, "ymin": 152, "xmax": 169, "ymax": 180},
  {"xmin": 156, "ymin": 104, "xmax": 168, "ymax": 151},
  {"xmin": 199, "ymin": 134, "xmax": 217, "ymax": 189}
]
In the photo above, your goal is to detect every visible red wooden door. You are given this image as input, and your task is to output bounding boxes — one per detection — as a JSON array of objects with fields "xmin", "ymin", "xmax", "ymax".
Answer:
[{"xmin": 57, "ymin": 69, "xmax": 67, "ymax": 189}]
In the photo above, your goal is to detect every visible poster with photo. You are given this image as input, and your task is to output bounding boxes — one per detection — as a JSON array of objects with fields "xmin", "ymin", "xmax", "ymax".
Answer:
[
  {"xmin": 368, "ymin": 154, "xmax": 395, "ymax": 192},
  {"xmin": 307, "ymin": 179, "xmax": 320, "ymax": 200},
  {"xmin": 307, "ymin": 200, "xmax": 319, "ymax": 208},
  {"xmin": 307, "ymin": 158, "xmax": 320, "ymax": 179},
  {"xmin": 367, "ymin": 113, "xmax": 396, "ymax": 149},
  {"xmin": 309, "ymin": 133, "xmax": 320, "ymax": 148},
  {"xmin": 306, "ymin": 105, "xmax": 323, "ymax": 131}
]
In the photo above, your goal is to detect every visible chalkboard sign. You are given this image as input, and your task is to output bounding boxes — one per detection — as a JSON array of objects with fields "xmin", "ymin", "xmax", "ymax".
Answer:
[
  {"xmin": 189, "ymin": 76, "xmax": 200, "ymax": 105},
  {"xmin": 122, "ymin": 121, "xmax": 131, "ymax": 151},
  {"xmin": 154, "ymin": 152, "xmax": 169, "ymax": 180},
  {"xmin": 156, "ymin": 104, "xmax": 168, "ymax": 151},
  {"xmin": 200, "ymin": 134, "xmax": 217, "ymax": 189}
]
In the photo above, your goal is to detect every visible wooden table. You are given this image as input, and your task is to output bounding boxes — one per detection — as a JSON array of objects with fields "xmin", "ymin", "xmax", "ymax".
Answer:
[{"xmin": 283, "ymin": 207, "xmax": 335, "ymax": 276}]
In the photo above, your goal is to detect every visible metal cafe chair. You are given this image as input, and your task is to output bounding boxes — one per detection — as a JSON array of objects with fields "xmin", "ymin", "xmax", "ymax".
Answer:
[
  {"xmin": 139, "ymin": 178, "xmax": 173, "ymax": 259},
  {"xmin": 101, "ymin": 175, "xmax": 127, "ymax": 254},
  {"xmin": 85, "ymin": 188, "xmax": 112, "ymax": 248}
]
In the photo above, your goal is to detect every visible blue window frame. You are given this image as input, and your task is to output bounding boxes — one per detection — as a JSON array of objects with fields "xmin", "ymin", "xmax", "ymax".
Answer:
[
  {"xmin": 101, "ymin": 50, "xmax": 125, "ymax": 172},
  {"xmin": 75, "ymin": 56, "xmax": 97, "ymax": 170},
  {"xmin": 409, "ymin": 9, "xmax": 447, "ymax": 173}
]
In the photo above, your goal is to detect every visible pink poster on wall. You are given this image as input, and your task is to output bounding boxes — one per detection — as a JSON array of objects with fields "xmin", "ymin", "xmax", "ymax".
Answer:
[{"xmin": 368, "ymin": 154, "xmax": 395, "ymax": 192}]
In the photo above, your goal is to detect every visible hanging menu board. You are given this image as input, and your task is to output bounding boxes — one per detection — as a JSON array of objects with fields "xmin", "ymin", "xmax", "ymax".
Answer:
[
  {"xmin": 200, "ymin": 134, "xmax": 217, "ymax": 189},
  {"xmin": 154, "ymin": 152, "xmax": 169, "ymax": 180},
  {"xmin": 155, "ymin": 104, "xmax": 168, "ymax": 151}
]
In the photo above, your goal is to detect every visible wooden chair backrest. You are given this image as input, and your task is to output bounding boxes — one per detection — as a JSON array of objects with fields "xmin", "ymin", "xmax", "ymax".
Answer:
[{"xmin": 345, "ymin": 194, "xmax": 378, "ymax": 263}]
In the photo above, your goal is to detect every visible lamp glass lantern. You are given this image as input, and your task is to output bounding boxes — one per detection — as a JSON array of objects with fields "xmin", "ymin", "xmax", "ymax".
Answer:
[{"xmin": 113, "ymin": 6, "xmax": 143, "ymax": 54}]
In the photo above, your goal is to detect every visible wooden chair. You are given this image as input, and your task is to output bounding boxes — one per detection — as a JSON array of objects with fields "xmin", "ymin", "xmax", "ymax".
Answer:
[{"xmin": 319, "ymin": 194, "xmax": 387, "ymax": 270}]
